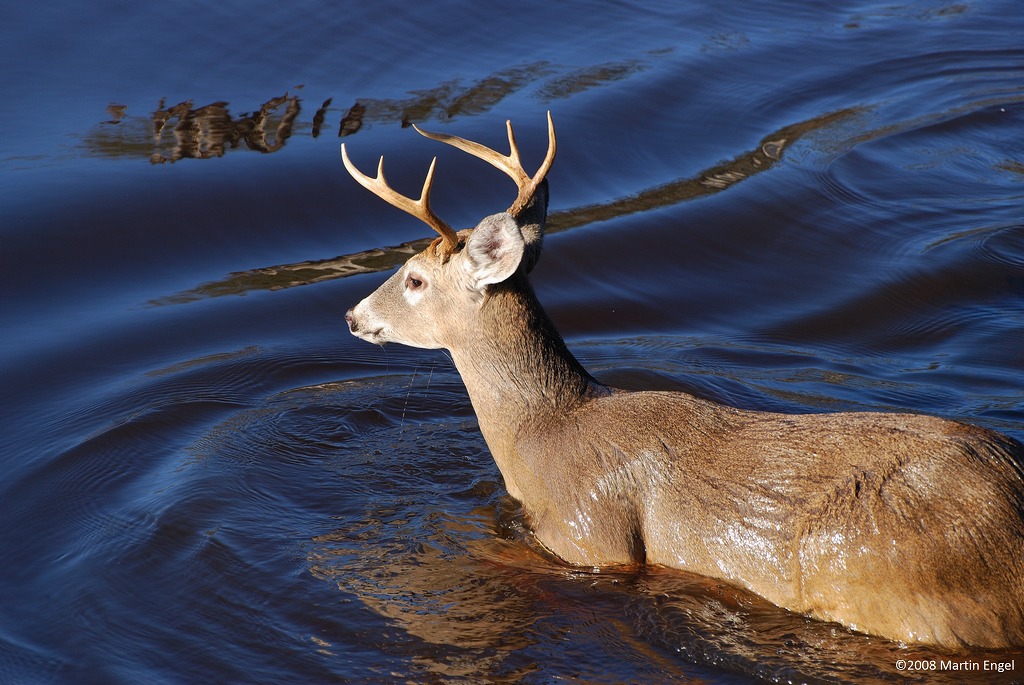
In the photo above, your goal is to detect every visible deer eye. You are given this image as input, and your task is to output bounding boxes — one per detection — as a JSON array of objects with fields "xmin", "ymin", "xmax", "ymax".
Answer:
[{"xmin": 405, "ymin": 274, "xmax": 424, "ymax": 290}]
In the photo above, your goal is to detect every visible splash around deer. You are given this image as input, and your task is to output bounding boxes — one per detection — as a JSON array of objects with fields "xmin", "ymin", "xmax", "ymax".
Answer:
[{"xmin": 342, "ymin": 113, "xmax": 1024, "ymax": 650}]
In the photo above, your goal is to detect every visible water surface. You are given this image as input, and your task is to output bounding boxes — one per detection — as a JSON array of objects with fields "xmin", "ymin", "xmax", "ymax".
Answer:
[{"xmin": 2, "ymin": 1, "xmax": 1023, "ymax": 683}]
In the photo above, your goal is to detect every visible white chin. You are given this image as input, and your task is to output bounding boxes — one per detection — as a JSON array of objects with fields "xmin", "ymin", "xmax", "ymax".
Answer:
[{"xmin": 351, "ymin": 328, "xmax": 387, "ymax": 344}]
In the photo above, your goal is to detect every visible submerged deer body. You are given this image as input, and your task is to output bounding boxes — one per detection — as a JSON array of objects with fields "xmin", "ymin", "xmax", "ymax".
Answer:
[{"xmin": 341, "ymin": 114, "xmax": 1024, "ymax": 649}]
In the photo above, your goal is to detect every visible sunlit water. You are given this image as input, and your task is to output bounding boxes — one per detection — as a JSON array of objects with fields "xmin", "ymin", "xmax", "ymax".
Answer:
[{"xmin": 2, "ymin": 1, "xmax": 1023, "ymax": 683}]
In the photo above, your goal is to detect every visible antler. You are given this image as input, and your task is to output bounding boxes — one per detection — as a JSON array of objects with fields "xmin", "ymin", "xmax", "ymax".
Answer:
[
  {"xmin": 413, "ymin": 111, "xmax": 556, "ymax": 217},
  {"xmin": 340, "ymin": 146, "xmax": 461, "ymax": 254}
]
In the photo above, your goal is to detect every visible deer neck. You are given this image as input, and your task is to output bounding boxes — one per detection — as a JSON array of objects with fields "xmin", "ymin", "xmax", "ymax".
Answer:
[{"xmin": 447, "ymin": 275, "xmax": 603, "ymax": 473}]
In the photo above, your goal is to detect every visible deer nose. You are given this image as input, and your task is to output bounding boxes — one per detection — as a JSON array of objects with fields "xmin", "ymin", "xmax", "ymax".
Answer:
[{"xmin": 345, "ymin": 308, "xmax": 358, "ymax": 332}]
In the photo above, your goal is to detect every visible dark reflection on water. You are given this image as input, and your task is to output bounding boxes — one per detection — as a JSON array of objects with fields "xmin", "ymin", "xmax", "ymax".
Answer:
[
  {"xmin": 151, "ymin": 107, "xmax": 859, "ymax": 305},
  {"xmin": 82, "ymin": 56, "xmax": 651, "ymax": 167},
  {"xmin": 149, "ymin": 95, "xmax": 301, "ymax": 164},
  {"xmin": 3, "ymin": 0, "xmax": 1024, "ymax": 683}
]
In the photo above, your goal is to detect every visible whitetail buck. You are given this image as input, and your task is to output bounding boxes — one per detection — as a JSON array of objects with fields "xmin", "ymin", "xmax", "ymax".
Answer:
[{"xmin": 341, "ymin": 113, "xmax": 1024, "ymax": 649}]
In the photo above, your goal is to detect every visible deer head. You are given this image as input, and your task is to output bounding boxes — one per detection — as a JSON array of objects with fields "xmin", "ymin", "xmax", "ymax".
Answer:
[{"xmin": 342, "ymin": 114, "xmax": 556, "ymax": 351}]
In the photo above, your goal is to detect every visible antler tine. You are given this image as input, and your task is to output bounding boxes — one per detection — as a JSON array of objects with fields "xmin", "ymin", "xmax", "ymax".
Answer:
[
  {"xmin": 412, "ymin": 111, "xmax": 557, "ymax": 218},
  {"xmin": 340, "ymin": 144, "xmax": 460, "ymax": 253}
]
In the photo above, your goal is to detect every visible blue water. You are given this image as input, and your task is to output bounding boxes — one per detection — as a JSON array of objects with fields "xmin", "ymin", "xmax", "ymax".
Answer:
[{"xmin": 2, "ymin": 1, "xmax": 1023, "ymax": 683}]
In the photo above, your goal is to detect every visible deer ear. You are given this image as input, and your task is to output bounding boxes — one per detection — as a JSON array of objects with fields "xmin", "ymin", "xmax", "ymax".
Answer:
[{"xmin": 463, "ymin": 214, "xmax": 525, "ymax": 288}]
